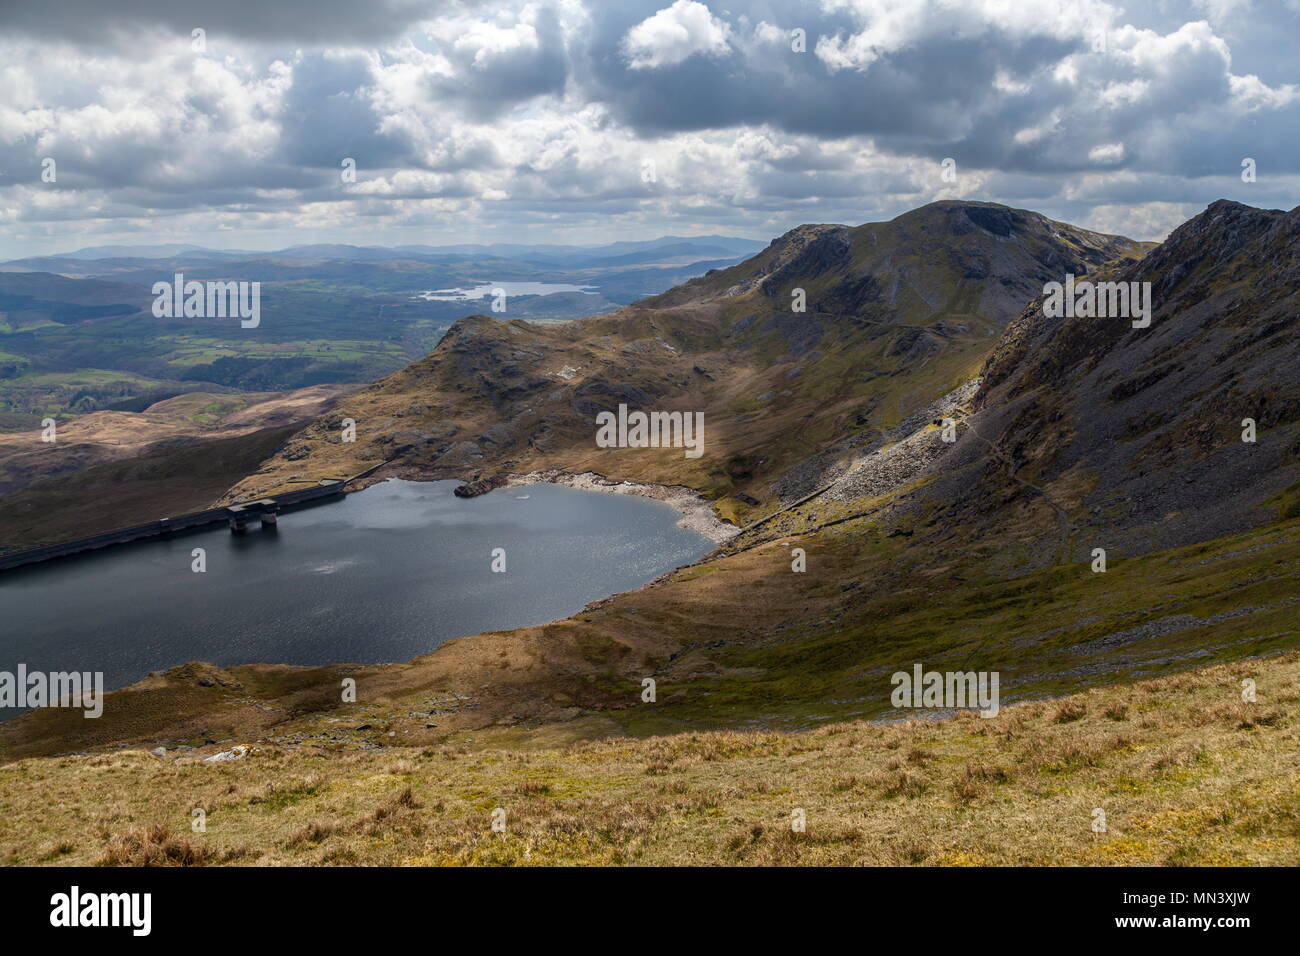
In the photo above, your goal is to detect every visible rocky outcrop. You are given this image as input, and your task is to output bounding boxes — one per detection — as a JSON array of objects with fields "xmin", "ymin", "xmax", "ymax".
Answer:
[
  {"xmin": 927, "ymin": 199, "xmax": 1300, "ymax": 564},
  {"xmin": 453, "ymin": 474, "xmax": 507, "ymax": 498},
  {"xmin": 758, "ymin": 228, "xmax": 853, "ymax": 297},
  {"xmin": 824, "ymin": 425, "xmax": 952, "ymax": 503}
]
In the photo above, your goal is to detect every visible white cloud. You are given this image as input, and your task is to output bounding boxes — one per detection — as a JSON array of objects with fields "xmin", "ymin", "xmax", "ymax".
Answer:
[
  {"xmin": 1100, "ymin": 79, "xmax": 1149, "ymax": 108},
  {"xmin": 1088, "ymin": 143, "xmax": 1124, "ymax": 163},
  {"xmin": 1, "ymin": 0, "xmax": 1298, "ymax": 257},
  {"xmin": 622, "ymin": 1, "xmax": 732, "ymax": 70},
  {"xmin": 815, "ymin": 0, "xmax": 1118, "ymax": 72},
  {"xmin": 1084, "ymin": 200, "xmax": 1199, "ymax": 241},
  {"xmin": 1229, "ymin": 73, "xmax": 1300, "ymax": 110},
  {"xmin": 1013, "ymin": 111, "xmax": 1062, "ymax": 145}
]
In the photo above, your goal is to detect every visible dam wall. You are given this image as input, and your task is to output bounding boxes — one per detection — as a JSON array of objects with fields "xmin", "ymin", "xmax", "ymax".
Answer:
[{"xmin": 0, "ymin": 480, "xmax": 345, "ymax": 573}]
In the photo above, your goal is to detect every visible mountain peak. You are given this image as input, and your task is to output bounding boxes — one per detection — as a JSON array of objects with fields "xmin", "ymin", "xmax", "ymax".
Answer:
[
  {"xmin": 1173, "ymin": 198, "xmax": 1288, "ymax": 237},
  {"xmin": 1136, "ymin": 198, "xmax": 1295, "ymax": 283},
  {"xmin": 651, "ymin": 199, "xmax": 1144, "ymax": 318}
]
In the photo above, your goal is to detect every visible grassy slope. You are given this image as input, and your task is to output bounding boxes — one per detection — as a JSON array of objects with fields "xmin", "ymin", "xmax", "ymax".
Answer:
[
  {"xmin": 0, "ymin": 426, "xmax": 299, "ymax": 552},
  {"xmin": 1, "ymin": 651, "xmax": 1294, "ymax": 866},
  {"xmin": 0, "ymin": 384, "xmax": 358, "ymax": 551}
]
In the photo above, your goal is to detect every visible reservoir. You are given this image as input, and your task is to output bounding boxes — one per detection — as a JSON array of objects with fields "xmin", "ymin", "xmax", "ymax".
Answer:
[
  {"xmin": 414, "ymin": 281, "xmax": 597, "ymax": 300},
  {"xmin": 0, "ymin": 479, "xmax": 713, "ymax": 719}
]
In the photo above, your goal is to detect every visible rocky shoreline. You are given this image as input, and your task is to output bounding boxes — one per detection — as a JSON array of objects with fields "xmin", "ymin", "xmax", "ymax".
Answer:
[
  {"xmin": 503, "ymin": 469, "xmax": 739, "ymax": 544},
  {"xmin": 345, "ymin": 462, "xmax": 739, "ymax": 544}
]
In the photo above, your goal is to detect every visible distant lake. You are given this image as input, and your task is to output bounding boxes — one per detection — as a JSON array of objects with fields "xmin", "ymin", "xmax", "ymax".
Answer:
[
  {"xmin": 0, "ymin": 480, "xmax": 712, "ymax": 719},
  {"xmin": 414, "ymin": 281, "xmax": 598, "ymax": 301}
]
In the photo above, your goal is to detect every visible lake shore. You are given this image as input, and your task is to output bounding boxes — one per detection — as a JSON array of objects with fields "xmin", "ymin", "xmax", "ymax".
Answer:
[
  {"xmin": 347, "ymin": 463, "xmax": 739, "ymax": 545},
  {"xmin": 0, "ymin": 469, "xmax": 733, "ymax": 758},
  {"xmin": 503, "ymin": 470, "xmax": 738, "ymax": 544}
]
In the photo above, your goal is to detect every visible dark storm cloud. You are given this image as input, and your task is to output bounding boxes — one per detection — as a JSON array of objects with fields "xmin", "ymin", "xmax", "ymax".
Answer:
[
  {"xmin": 570, "ymin": 0, "xmax": 1300, "ymax": 177},
  {"xmin": 279, "ymin": 53, "xmax": 410, "ymax": 169},
  {"xmin": 426, "ymin": 5, "xmax": 569, "ymax": 115},
  {"xmin": 0, "ymin": 0, "xmax": 455, "ymax": 45}
]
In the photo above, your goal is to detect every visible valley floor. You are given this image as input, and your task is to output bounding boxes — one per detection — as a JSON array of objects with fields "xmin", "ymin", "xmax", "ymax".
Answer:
[{"xmin": 2, "ymin": 651, "xmax": 1296, "ymax": 866}]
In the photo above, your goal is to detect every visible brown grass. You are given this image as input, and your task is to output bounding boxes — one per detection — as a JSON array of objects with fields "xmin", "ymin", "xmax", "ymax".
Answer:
[
  {"xmin": 1, "ymin": 651, "xmax": 1297, "ymax": 867},
  {"xmin": 97, "ymin": 824, "xmax": 248, "ymax": 867}
]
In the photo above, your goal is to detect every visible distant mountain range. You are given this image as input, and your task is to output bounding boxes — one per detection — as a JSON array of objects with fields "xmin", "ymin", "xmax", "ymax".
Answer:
[{"xmin": 15, "ymin": 235, "xmax": 768, "ymax": 267}]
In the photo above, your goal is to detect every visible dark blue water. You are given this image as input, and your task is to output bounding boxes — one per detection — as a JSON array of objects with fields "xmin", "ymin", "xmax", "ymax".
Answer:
[{"xmin": 0, "ymin": 479, "xmax": 712, "ymax": 717}]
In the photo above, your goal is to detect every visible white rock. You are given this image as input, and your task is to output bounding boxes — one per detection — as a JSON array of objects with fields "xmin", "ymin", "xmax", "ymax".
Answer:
[{"xmin": 203, "ymin": 744, "xmax": 249, "ymax": 763}]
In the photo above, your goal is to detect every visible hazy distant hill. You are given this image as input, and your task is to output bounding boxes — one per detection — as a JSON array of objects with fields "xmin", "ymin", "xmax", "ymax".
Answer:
[
  {"xmin": 56, "ymin": 243, "xmax": 235, "ymax": 260},
  {"xmin": 14, "ymin": 234, "xmax": 767, "ymax": 268},
  {"xmin": 0, "ymin": 235, "xmax": 758, "ymax": 417}
]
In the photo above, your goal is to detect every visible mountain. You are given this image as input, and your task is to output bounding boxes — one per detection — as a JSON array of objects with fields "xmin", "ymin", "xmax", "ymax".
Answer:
[
  {"xmin": 907, "ymin": 199, "xmax": 1300, "ymax": 567},
  {"xmin": 192, "ymin": 197, "xmax": 1296, "ymax": 740},
  {"xmin": 58, "ymin": 243, "xmax": 241, "ymax": 260},
  {"xmin": 224, "ymin": 201, "xmax": 1147, "ymax": 510},
  {"xmin": 8, "ymin": 201, "xmax": 1298, "ymax": 815},
  {"xmin": 12, "ymin": 235, "xmax": 768, "ymax": 269}
]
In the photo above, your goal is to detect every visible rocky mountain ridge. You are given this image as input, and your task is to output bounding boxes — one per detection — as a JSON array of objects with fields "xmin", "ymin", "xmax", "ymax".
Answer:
[{"xmin": 224, "ymin": 200, "xmax": 1148, "ymax": 517}]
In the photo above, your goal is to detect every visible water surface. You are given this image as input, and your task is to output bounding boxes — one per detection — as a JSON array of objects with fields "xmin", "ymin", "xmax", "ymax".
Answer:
[
  {"xmin": 0, "ymin": 480, "xmax": 711, "ymax": 717},
  {"xmin": 414, "ymin": 281, "xmax": 597, "ymax": 301}
]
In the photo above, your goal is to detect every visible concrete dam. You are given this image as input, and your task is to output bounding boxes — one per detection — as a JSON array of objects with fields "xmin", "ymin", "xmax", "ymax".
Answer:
[{"xmin": 0, "ymin": 479, "xmax": 346, "ymax": 573}]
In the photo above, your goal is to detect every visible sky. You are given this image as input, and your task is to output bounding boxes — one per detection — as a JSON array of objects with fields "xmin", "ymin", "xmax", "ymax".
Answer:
[{"xmin": 1, "ymin": 0, "xmax": 1297, "ymax": 258}]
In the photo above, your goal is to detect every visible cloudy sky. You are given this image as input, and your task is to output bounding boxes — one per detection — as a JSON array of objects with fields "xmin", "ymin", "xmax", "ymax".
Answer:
[{"xmin": 1, "ymin": 0, "xmax": 1297, "ymax": 257}]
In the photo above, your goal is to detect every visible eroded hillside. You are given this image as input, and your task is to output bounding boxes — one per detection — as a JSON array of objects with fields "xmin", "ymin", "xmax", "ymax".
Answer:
[
  {"xmin": 0, "ymin": 385, "xmax": 358, "ymax": 553},
  {"xmin": 223, "ymin": 201, "xmax": 1147, "ymax": 524}
]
